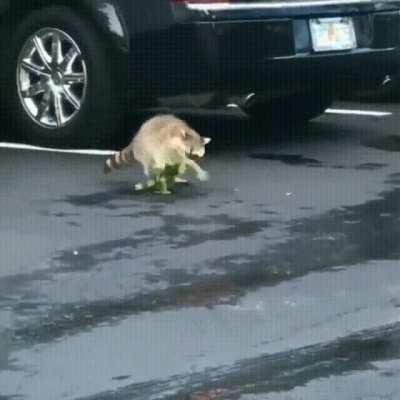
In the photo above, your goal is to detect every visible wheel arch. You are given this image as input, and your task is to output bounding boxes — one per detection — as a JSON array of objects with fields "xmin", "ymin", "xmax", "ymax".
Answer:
[{"xmin": 0, "ymin": 0, "xmax": 130, "ymax": 55}]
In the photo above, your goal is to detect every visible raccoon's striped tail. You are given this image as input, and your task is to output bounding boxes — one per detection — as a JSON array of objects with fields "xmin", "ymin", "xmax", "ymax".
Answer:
[{"xmin": 104, "ymin": 147, "xmax": 135, "ymax": 175}]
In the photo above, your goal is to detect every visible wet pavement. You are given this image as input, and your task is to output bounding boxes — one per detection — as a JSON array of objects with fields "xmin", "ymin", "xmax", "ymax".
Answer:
[{"xmin": 1, "ymin": 102, "xmax": 400, "ymax": 400}]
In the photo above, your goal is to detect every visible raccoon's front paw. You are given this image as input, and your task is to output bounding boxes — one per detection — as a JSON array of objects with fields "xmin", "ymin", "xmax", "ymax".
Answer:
[
  {"xmin": 197, "ymin": 170, "xmax": 209, "ymax": 182},
  {"xmin": 134, "ymin": 183, "xmax": 145, "ymax": 191},
  {"xmin": 175, "ymin": 177, "xmax": 189, "ymax": 184}
]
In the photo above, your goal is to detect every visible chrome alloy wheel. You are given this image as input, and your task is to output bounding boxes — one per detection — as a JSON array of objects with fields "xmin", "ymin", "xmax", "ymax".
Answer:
[{"xmin": 16, "ymin": 28, "xmax": 87, "ymax": 129}]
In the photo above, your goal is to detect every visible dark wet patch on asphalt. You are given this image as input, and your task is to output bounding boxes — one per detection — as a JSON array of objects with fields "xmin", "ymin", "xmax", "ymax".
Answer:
[
  {"xmin": 40, "ymin": 211, "xmax": 82, "ymax": 218},
  {"xmin": 145, "ymin": 268, "xmax": 202, "ymax": 286},
  {"xmin": 107, "ymin": 211, "xmax": 157, "ymax": 218},
  {"xmin": 52, "ymin": 236, "xmax": 147, "ymax": 272},
  {"xmin": 75, "ymin": 322, "xmax": 400, "ymax": 400},
  {"xmin": 12, "ymin": 274, "xmax": 240, "ymax": 345},
  {"xmin": 112, "ymin": 375, "xmax": 132, "ymax": 381},
  {"xmin": 249, "ymin": 153, "xmax": 323, "ymax": 167},
  {"xmin": 66, "ymin": 221, "xmax": 81, "ymax": 227},
  {"xmin": 59, "ymin": 189, "xmax": 134, "ymax": 210},
  {"xmin": 390, "ymin": 298, "xmax": 400, "ymax": 308},
  {"xmin": 49, "ymin": 213, "xmax": 269, "ymax": 272},
  {"xmin": 206, "ymin": 187, "xmax": 400, "ymax": 292},
  {"xmin": 248, "ymin": 156, "xmax": 390, "ymax": 172},
  {"xmin": 135, "ymin": 214, "xmax": 269, "ymax": 249},
  {"xmin": 0, "ymin": 330, "xmax": 13, "ymax": 372},
  {"xmin": 2, "ymin": 210, "xmax": 271, "ymax": 343},
  {"xmin": 290, "ymin": 187, "xmax": 400, "ymax": 261},
  {"xmin": 1, "ymin": 211, "xmax": 269, "ymax": 302},
  {"xmin": 0, "ymin": 269, "xmax": 55, "ymax": 305},
  {"xmin": 262, "ymin": 210, "xmax": 279, "ymax": 215},
  {"xmin": 106, "ymin": 209, "xmax": 164, "ymax": 219},
  {"xmin": 385, "ymin": 172, "xmax": 400, "ymax": 186},
  {"xmin": 52, "ymin": 212, "xmax": 81, "ymax": 218},
  {"xmin": 330, "ymin": 164, "xmax": 389, "ymax": 171},
  {"xmin": 331, "ymin": 165, "xmax": 348, "ymax": 169},
  {"xmin": 354, "ymin": 163, "xmax": 388, "ymax": 170},
  {"xmin": 8, "ymin": 187, "xmax": 400, "ymax": 346},
  {"xmin": 106, "ymin": 204, "xmax": 165, "ymax": 219},
  {"xmin": 365, "ymin": 135, "xmax": 400, "ymax": 152}
]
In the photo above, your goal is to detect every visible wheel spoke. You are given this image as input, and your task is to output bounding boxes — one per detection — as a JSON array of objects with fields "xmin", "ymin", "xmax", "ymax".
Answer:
[
  {"xmin": 62, "ymin": 87, "xmax": 81, "ymax": 110},
  {"xmin": 51, "ymin": 32, "xmax": 63, "ymax": 65},
  {"xmin": 60, "ymin": 47, "xmax": 79, "ymax": 73},
  {"xmin": 36, "ymin": 89, "xmax": 51, "ymax": 120},
  {"xmin": 21, "ymin": 60, "xmax": 50, "ymax": 77},
  {"xmin": 63, "ymin": 73, "xmax": 85, "ymax": 84},
  {"xmin": 21, "ymin": 81, "xmax": 45, "ymax": 98},
  {"xmin": 33, "ymin": 36, "xmax": 52, "ymax": 71},
  {"xmin": 54, "ymin": 92, "xmax": 64, "ymax": 127}
]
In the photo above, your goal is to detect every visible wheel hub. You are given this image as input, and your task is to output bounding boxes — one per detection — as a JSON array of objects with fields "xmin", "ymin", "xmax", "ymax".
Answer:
[
  {"xmin": 52, "ymin": 70, "xmax": 63, "ymax": 85},
  {"xmin": 16, "ymin": 27, "xmax": 87, "ymax": 129}
]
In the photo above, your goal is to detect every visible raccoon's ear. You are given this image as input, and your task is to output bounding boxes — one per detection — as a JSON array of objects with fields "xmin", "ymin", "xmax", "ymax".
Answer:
[{"xmin": 202, "ymin": 137, "xmax": 212, "ymax": 145}]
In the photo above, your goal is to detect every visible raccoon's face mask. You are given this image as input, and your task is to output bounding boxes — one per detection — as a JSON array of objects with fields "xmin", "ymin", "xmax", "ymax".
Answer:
[{"xmin": 181, "ymin": 128, "xmax": 211, "ymax": 159}]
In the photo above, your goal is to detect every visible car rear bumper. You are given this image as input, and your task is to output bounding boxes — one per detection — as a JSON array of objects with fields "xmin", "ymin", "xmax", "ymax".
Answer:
[
  {"xmin": 130, "ymin": 2, "xmax": 400, "ymax": 104},
  {"xmin": 186, "ymin": 9, "xmax": 400, "ymax": 95},
  {"xmin": 220, "ymin": 48, "xmax": 400, "ymax": 98}
]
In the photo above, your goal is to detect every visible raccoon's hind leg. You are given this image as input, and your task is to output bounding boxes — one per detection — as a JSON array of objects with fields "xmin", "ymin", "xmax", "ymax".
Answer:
[{"xmin": 133, "ymin": 158, "xmax": 162, "ymax": 192}]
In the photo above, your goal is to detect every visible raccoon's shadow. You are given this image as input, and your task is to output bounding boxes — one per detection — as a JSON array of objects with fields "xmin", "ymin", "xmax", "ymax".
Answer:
[
  {"xmin": 60, "ymin": 180, "xmax": 207, "ymax": 209},
  {"xmin": 58, "ymin": 186, "xmax": 134, "ymax": 210},
  {"xmin": 131, "ymin": 182, "xmax": 208, "ymax": 203}
]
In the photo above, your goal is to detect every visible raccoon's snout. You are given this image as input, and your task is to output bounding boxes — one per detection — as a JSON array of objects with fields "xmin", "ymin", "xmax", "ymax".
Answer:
[{"xmin": 190, "ymin": 148, "xmax": 205, "ymax": 158}]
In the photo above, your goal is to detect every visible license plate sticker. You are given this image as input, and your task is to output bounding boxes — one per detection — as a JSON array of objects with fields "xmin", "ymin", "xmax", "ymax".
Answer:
[{"xmin": 309, "ymin": 17, "xmax": 357, "ymax": 52}]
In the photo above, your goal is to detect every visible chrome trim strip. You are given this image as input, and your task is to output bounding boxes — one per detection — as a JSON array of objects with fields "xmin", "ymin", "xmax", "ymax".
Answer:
[{"xmin": 186, "ymin": 0, "xmax": 372, "ymax": 11}]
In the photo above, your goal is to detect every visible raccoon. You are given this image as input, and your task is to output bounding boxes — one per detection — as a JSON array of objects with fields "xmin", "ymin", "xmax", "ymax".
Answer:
[{"xmin": 104, "ymin": 115, "xmax": 211, "ymax": 193}]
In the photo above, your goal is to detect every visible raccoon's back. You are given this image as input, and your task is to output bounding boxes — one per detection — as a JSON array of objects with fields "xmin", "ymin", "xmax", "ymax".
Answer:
[
  {"xmin": 133, "ymin": 115, "xmax": 182, "ymax": 157},
  {"xmin": 135, "ymin": 115, "xmax": 184, "ymax": 142}
]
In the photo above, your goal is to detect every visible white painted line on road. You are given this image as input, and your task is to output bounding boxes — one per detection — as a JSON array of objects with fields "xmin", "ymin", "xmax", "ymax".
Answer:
[
  {"xmin": 0, "ymin": 142, "xmax": 116, "ymax": 156},
  {"xmin": 325, "ymin": 108, "xmax": 392, "ymax": 117},
  {"xmin": 0, "ymin": 107, "xmax": 391, "ymax": 155}
]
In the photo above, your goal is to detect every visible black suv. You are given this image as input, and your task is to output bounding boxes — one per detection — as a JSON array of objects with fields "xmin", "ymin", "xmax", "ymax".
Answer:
[{"xmin": 0, "ymin": 0, "xmax": 399, "ymax": 146}]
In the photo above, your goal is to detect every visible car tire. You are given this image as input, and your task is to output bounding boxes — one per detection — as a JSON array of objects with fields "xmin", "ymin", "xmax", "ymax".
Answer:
[
  {"xmin": 3, "ymin": 6, "xmax": 124, "ymax": 148},
  {"xmin": 246, "ymin": 93, "xmax": 333, "ymax": 127}
]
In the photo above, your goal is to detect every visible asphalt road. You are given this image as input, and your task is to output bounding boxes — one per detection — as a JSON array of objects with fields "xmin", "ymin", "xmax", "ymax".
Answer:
[{"xmin": 1, "ymin": 102, "xmax": 400, "ymax": 400}]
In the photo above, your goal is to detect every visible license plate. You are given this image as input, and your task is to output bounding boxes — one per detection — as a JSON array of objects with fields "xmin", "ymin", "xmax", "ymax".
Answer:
[{"xmin": 309, "ymin": 17, "xmax": 357, "ymax": 52}]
